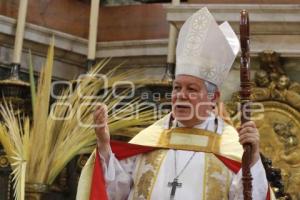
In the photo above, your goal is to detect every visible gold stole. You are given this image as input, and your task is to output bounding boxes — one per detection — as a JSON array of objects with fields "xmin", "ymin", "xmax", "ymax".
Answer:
[
  {"xmin": 131, "ymin": 150, "xmax": 167, "ymax": 200},
  {"xmin": 204, "ymin": 153, "xmax": 231, "ymax": 200},
  {"xmin": 131, "ymin": 150, "xmax": 231, "ymax": 200},
  {"xmin": 76, "ymin": 115, "xmax": 277, "ymax": 200},
  {"xmin": 129, "ymin": 115, "xmax": 243, "ymax": 162},
  {"xmin": 129, "ymin": 115, "xmax": 243, "ymax": 199},
  {"xmin": 158, "ymin": 128, "xmax": 221, "ymax": 153}
]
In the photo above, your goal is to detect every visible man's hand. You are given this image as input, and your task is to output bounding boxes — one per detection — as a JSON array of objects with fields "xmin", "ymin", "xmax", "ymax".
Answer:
[
  {"xmin": 94, "ymin": 104, "xmax": 110, "ymax": 163},
  {"xmin": 237, "ymin": 121, "xmax": 260, "ymax": 167}
]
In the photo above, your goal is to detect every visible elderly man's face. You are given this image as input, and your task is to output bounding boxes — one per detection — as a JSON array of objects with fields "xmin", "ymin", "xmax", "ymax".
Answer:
[{"xmin": 171, "ymin": 75, "xmax": 213, "ymax": 126}]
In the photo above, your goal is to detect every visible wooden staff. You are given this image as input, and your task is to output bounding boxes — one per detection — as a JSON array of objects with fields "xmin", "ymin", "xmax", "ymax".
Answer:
[{"xmin": 240, "ymin": 10, "xmax": 253, "ymax": 200}]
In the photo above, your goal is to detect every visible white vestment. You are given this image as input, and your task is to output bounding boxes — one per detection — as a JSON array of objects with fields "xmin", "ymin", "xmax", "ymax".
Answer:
[{"xmin": 100, "ymin": 114, "xmax": 268, "ymax": 200}]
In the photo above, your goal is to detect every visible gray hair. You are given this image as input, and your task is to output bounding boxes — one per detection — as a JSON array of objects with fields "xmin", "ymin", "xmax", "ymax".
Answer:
[{"xmin": 204, "ymin": 81, "xmax": 217, "ymax": 100}]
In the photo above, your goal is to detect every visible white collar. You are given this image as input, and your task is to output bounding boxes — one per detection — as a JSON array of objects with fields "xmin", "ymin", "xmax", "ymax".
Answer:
[{"xmin": 165, "ymin": 113, "xmax": 223, "ymax": 135}]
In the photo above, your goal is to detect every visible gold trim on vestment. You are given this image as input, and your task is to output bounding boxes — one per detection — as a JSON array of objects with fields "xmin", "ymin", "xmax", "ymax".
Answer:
[
  {"xmin": 147, "ymin": 150, "xmax": 167, "ymax": 200},
  {"xmin": 204, "ymin": 153, "xmax": 231, "ymax": 200},
  {"xmin": 132, "ymin": 151, "xmax": 233, "ymax": 200},
  {"xmin": 132, "ymin": 154, "xmax": 144, "ymax": 199},
  {"xmin": 158, "ymin": 128, "xmax": 221, "ymax": 153},
  {"xmin": 130, "ymin": 115, "xmax": 243, "ymax": 162},
  {"xmin": 203, "ymin": 154, "xmax": 207, "ymax": 200},
  {"xmin": 132, "ymin": 150, "xmax": 167, "ymax": 200}
]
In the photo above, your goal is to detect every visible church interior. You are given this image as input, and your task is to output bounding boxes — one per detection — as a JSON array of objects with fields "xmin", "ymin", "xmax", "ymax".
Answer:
[{"xmin": 0, "ymin": 0, "xmax": 300, "ymax": 199}]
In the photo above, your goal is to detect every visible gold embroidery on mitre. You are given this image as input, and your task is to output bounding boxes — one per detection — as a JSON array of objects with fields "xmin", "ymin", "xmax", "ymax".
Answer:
[
  {"xmin": 133, "ymin": 150, "xmax": 167, "ymax": 200},
  {"xmin": 205, "ymin": 153, "xmax": 231, "ymax": 200}
]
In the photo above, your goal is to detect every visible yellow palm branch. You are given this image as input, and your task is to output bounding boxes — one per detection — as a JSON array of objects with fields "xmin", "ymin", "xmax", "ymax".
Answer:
[{"xmin": 0, "ymin": 38, "xmax": 157, "ymax": 200}]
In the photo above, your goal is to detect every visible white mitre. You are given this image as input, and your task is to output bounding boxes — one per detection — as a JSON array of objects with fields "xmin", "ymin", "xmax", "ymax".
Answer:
[{"xmin": 175, "ymin": 7, "xmax": 240, "ymax": 87}]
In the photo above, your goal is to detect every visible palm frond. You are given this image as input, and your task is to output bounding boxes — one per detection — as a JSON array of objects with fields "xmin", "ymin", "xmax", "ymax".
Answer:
[
  {"xmin": 0, "ymin": 103, "xmax": 28, "ymax": 200},
  {"xmin": 0, "ymin": 40, "xmax": 159, "ymax": 197},
  {"xmin": 28, "ymin": 49, "xmax": 36, "ymax": 109},
  {"xmin": 28, "ymin": 37, "xmax": 54, "ymax": 183},
  {"xmin": 46, "ymin": 67, "xmax": 156, "ymax": 184}
]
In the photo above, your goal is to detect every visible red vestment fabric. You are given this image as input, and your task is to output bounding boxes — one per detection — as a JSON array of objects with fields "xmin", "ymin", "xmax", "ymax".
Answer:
[{"xmin": 89, "ymin": 140, "xmax": 270, "ymax": 200}]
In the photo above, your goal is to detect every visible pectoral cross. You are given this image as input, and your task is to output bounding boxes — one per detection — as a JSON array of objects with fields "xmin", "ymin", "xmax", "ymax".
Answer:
[{"xmin": 168, "ymin": 178, "xmax": 182, "ymax": 199}]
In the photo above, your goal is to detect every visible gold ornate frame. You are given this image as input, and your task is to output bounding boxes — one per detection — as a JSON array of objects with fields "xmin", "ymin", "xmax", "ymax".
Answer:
[{"xmin": 226, "ymin": 51, "xmax": 300, "ymax": 199}]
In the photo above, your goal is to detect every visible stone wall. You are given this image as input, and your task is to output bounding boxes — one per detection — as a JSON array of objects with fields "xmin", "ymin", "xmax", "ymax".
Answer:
[
  {"xmin": 0, "ymin": 0, "xmax": 168, "ymax": 41},
  {"xmin": 0, "ymin": 3, "xmax": 299, "ymax": 100}
]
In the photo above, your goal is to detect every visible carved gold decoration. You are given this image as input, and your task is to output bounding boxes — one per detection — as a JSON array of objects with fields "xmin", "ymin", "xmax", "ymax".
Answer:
[
  {"xmin": 0, "ymin": 155, "xmax": 9, "ymax": 168},
  {"xmin": 258, "ymin": 50, "xmax": 285, "ymax": 76},
  {"xmin": 229, "ymin": 100, "xmax": 300, "ymax": 199},
  {"xmin": 226, "ymin": 51, "xmax": 300, "ymax": 199}
]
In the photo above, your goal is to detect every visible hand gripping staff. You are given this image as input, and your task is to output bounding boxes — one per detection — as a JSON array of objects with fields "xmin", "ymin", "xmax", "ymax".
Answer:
[{"xmin": 240, "ymin": 10, "xmax": 253, "ymax": 200}]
